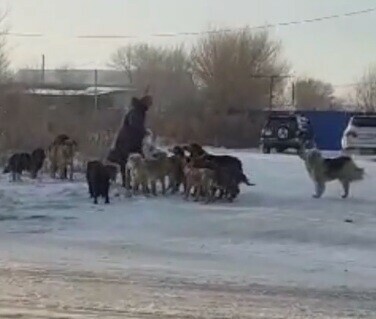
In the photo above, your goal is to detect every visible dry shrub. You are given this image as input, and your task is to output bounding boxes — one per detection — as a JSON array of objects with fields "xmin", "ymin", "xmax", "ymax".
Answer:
[
  {"xmin": 151, "ymin": 108, "xmax": 265, "ymax": 148},
  {"xmin": 0, "ymin": 90, "xmax": 265, "ymax": 161},
  {"xmin": 0, "ymin": 91, "xmax": 124, "ymax": 158}
]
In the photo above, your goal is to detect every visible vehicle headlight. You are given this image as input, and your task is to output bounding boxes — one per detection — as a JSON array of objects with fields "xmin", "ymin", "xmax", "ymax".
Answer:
[{"xmin": 264, "ymin": 129, "xmax": 272, "ymax": 136}]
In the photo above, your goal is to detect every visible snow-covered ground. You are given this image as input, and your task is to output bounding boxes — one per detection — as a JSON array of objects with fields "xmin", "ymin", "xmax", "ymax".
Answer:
[{"xmin": 0, "ymin": 150, "xmax": 375, "ymax": 318}]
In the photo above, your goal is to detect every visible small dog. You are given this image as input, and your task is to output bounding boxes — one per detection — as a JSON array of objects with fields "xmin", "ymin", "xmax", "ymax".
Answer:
[
  {"xmin": 183, "ymin": 158, "xmax": 217, "ymax": 203},
  {"xmin": 3, "ymin": 152, "xmax": 31, "ymax": 181},
  {"xmin": 86, "ymin": 160, "xmax": 113, "ymax": 204},
  {"xmin": 299, "ymin": 148, "xmax": 364, "ymax": 199}
]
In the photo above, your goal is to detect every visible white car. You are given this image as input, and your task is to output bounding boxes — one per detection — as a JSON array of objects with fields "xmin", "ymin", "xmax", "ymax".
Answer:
[{"xmin": 341, "ymin": 115, "xmax": 376, "ymax": 153}]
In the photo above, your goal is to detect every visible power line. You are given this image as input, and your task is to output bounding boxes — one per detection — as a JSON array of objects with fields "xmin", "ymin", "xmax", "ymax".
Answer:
[
  {"xmin": 333, "ymin": 83, "xmax": 358, "ymax": 88},
  {"xmin": 332, "ymin": 82, "xmax": 370, "ymax": 88},
  {"xmin": 3, "ymin": 7, "xmax": 375, "ymax": 39},
  {"xmin": 0, "ymin": 32, "xmax": 43, "ymax": 37},
  {"xmin": 77, "ymin": 7, "xmax": 376, "ymax": 39}
]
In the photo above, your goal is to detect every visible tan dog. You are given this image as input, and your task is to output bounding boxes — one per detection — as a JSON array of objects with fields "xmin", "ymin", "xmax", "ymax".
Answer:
[
  {"xmin": 126, "ymin": 153, "xmax": 150, "ymax": 195},
  {"xmin": 47, "ymin": 135, "xmax": 78, "ymax": 180},
  {"xmin": 127, "ymin": 152, "xmax": 169, "ymax": 195},
  {"xmin": 183, "ymin": 159, "xmax": 216, "ymax": 203}
]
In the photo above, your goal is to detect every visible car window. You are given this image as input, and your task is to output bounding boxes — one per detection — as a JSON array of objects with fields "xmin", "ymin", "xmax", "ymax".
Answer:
[
  {"xmin": 267, "ymin": 117, "xmax": 297, "ymax": 129},
  {"xmin": 352, "ymin": 117, "xmax": 376, "ymax": 127}
]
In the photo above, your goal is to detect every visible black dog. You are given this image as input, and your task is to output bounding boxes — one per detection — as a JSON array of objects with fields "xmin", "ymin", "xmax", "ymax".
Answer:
[
  {"xmin": 105, "ymin": 164, "xmax": 118, "ymax": 183},
  {"xmin": 3, "ymin": 148, "xmax": 46, "ymax": 181},
  {"xmin": 3, "ymin": 152, "xmax": 32, "ymax": 181},
  {"xmin": 86, "ymin": 161, "xmax": 113, "ymax": 204},
  {"xmin": 29, "ymin": 148, "xmax": 46, "ymax": 179},
  {"xmin": 214, "ymin": 166, "xmax": 242, "ymax": 201},
  {"xmin": 185, "ymin": 143, "xmax": 243, "ymax": 170},
  {"xmin": 189, "ymin": 156, "xmax": 243, "ymax": 201},
  {"xmin": 184, "ymin": 143, "xmax": 253, "ymax": 186}
]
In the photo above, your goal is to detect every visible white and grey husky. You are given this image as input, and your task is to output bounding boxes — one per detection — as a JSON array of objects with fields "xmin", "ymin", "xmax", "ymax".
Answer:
[{"xmin": 299, "ymin": 148, "xmax": 364, "ymax": 199}]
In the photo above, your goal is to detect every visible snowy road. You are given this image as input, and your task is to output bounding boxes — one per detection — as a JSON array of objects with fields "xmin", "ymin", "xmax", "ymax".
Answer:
[{"xmin": 0, "ymin": 151, "xmax": 375, "ymax": 318}]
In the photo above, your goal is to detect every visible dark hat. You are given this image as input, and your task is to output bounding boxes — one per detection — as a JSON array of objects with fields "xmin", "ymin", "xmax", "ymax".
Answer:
[{"xmin": 140, "ymin": 95, "xmax": 153, "ymax": 107}]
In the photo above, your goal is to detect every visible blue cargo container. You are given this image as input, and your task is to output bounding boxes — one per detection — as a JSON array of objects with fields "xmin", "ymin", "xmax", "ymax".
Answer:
[{"xmin": 299, "ymin": 111, "xmax": 353, "ymax": 151}]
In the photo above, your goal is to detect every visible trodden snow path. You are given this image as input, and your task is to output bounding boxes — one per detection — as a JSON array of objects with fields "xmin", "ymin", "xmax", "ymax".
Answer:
[{"xmin": 0, "ymin": 151, "xmax": 375, "ymax": 318}]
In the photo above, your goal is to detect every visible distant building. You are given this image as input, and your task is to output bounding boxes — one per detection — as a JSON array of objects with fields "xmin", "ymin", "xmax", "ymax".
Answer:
[
  {"xmin": 14, "ymin": 69, "xmax": 136, "ymax": 109},
  {"xmin": 23, "ymin": 86, "xmax": 136, "ymax": 110},
  {"xmin": 15, "ymin": 69, "xmax": 132, "ymax": 88}
]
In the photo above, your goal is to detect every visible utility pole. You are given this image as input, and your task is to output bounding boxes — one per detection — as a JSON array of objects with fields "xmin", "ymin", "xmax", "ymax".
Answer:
[
  {"xmin": 269, "ymin": 75, "xmax": 276, "ymax": 110},
  {"xmin": 94, "ymin": 69, "xmax": 98, "ymax": 110},
  {"xmin": 251, "ymin": 74, "xmax": 294, "ymax": 110},
  {"xmin": 291, "ymin": 81, "xmax": 296, "ymax": 108},
  {"xmin": 41, "ymin": 54, "xmax": 45, "ymax": 86}
]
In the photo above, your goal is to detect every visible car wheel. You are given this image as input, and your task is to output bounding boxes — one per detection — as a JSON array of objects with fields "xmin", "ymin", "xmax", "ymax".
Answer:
[
  {"xmin": 277, "ymin": 126, "xmax": 290, "ymax": 140},
  {"xmin": 276, "ymin": 147, "xmax": 285, "ymax": 153}
]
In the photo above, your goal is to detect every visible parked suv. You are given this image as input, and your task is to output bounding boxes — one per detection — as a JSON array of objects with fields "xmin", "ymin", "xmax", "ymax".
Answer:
[
  {"xmin": 341, "ymin": 115, "xmax": 376, "ymax": 154},
  {"xmin": 260, "ymin": 114, "xmax": 315, "ymax": 154}
]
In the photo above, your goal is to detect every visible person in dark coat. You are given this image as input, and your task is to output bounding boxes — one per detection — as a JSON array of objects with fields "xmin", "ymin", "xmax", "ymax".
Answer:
[{"xmin": 107, "ymin": 95, "xmax": 152, "ymax": 188}]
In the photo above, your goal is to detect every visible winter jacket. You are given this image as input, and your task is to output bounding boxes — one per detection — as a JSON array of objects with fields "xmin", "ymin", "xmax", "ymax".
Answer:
[{"xmin": 107, "ymin": 97, "xmax": 149, "ymax": 164}]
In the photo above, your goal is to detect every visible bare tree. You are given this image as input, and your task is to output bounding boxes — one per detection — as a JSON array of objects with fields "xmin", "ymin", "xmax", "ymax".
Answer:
[
  {"xmin": 295, "ymin": 78, "xmax": 335, "ymax": 110},
  {"xmin": 109, "ymin": 45, "xmax": 134, "ymax": 84},
  {"xmin": 0, "ymin": 11, "xmax": 11, "ymax": 84},
  {"xmin": 16, "ymin": 61, "xmax": 42, "ymax": 85},
  {"xmin": 355, "ymin": 65, "xmax": 376, "ymax": 112},
  {"xmin": 191, "ymin": 28, "xmax": 289, "ymax": 111},
  {"xmin": 110, "ymin": 43, "xmax": 195, "ymax": 112}
]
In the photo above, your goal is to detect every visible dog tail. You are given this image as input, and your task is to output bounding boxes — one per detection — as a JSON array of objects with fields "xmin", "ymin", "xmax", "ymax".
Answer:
[
  {"xmin": 345, "ymin": 161, "xmax": 365, "ymax": 182},
  {"xmin": 240, "ymin": 172, "xmax": 256, "ymax": 186}
]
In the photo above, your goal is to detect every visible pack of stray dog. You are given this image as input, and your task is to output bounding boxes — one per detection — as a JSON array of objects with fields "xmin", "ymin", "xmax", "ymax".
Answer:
[
  {"xmin": 3, "ymin": 130, "xmax": 366, "ymax": 206},
  {"xmin": 1, "ymin": 131, "xmax": 255, "ymax": 205},
  {"xmin": 123, "ymin": 133, "xmax": 256, "ymax": 203}
]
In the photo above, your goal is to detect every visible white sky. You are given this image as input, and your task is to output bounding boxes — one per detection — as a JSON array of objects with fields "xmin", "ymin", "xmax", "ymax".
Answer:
[{"xmin": 1, "ymin": 0, "xmax": 376, "ymax": 90}]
